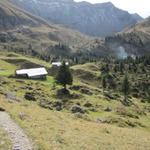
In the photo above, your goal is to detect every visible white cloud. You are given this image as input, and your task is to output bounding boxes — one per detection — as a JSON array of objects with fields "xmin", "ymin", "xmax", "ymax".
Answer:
[{"xmin": 75, "ymin": 0, "xmax": 150, "ymax": 18}]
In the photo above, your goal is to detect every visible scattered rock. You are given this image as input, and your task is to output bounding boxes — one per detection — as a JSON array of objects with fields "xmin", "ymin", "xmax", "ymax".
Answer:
[
  {"xmin": 57, "ymin": 89, "xmax": 70, "ymax": 97},
  {"xmin": 74, "ymin": 113, "xmax": 91, "ymax": 121},
  {"xmin": 71, "ymin": 105, "xmax": 85, "ymax": 114},
  {"xmin": 1, "ymin": 81, "xmax": 8, "ymax": 85},
  {"xmin": 0, "ymin": 107, "xmax": 5, "ymax": 112},
  {"xmin": 104, "ymin": 107, "xmax": 112, "ymax": 112},
  {"xmin": 53, "ymin": 101, "xmax": 62, "ymax": 107},
  {"xmin": 24, "ymin": 92, "xmax": 36, "ymax": 101},
  {"xmin": 80, "ymin": 88, "xmax": 93, "ymax": 95},
  {"xmin": 53, "ymin": 101, "xmax": 63, "ymax": 111},
  {"xmin": 6, "ymin": 92, "xmax": 18, "ymax": 102},
  {"xmin": 84, "ymin": 102, "xmax": 93, "ymax": 108},
  {"xmin": 96, "ymin": 118, "xmax": 106, "ymax": 123},
  {"xmin": 76, "ymin": 102, "xmax": 81, "ymax": 106},
  {"xmin": 39, "ymin": 101, "xmax": 53, "ymax": 110},
  {"xmin": 56, "ymin": 106, "xmax": 62, "ymax": 111},
  {"xmin": 104, "ymin": 92, "xmax": 115, "ymax": 100},
  {"xmin": 89, "ymin": 108, "xmax": 97, "ymax": 112},
  {"xmin": 70, "ymin": 85, "xmax": 81, "ymax": 91},
  {"xmin": 70, "ymin": 93, "xmax": 82, "ymax": 99},
  {"xmin": 28, "ymin": 87, "xmax": 33, "ymax": 90},
  {"xmin": 122, "ymin": 99, "xmax": 133, "ymax": 106}
]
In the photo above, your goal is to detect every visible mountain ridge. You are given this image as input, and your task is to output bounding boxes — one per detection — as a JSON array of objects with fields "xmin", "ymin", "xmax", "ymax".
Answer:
[
  {"xmin": 10, "ymin": 0, "xmax": 143, "ymax": 37},
  {"xmin": 0, "ymin": 0, "xmax": 105, "ymax": 61},
  {"xmin": 0, "ymin": 0, "xmax": 149, "ymax": 60}
]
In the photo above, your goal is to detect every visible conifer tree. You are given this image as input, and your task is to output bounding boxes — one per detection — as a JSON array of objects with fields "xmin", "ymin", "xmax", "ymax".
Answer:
[
  {"xmin": 102, "ymin": 76, "xmax": 107, "ymax": 93},
  {"xmin": 56, "ymin": 61, "xmax": 73, "ymax": 90},
  {"xmin": 122, "ymin": 74, "xmax": 130, "ymax": 103}
]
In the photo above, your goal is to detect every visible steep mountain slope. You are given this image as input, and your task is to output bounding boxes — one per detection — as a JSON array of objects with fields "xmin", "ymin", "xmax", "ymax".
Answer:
[
  {"xmin": 0, "ymin": 0, "xmax": 53, "ymax": 30},
  {"xmin": 0, "ymin": 0, "xmax": 105, "ymax": 60},
  {"xmin": 10, "ymin": 0, "xmax": 142, "ymax": 37},
  {"xmin": 105, "ymin": 17, "xmax": 150, "ymax": 58},
  {"xmin": 131, "ymin": 13, "xmax": 143, "ymax": 23},
  {"xmin": 0, "ymin": 0, "xmax": 149, "ymax": 60}
]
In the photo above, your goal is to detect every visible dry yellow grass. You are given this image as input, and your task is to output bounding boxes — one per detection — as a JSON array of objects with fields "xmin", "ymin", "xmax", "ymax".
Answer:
[{"xmin": 1, "ymin": 95, "xmax": 150, "ymax": 150}]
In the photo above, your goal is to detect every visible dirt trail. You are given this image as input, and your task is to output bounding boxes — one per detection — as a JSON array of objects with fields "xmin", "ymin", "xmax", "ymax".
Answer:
[{"xmin": 0, "ymin": 111, "xmax": 33, "ymax": 150}]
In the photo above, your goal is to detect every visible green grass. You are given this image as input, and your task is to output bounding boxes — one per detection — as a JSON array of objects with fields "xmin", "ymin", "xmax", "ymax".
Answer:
[
  {"xmin": 71, "ymin": 63, "xmax": 100, "ymax": 75},
  {"xmin": 0, "ymin": 52, "xmax": 52, "ymax": 68},
  {"xmin": 0, "ymin": 128, "xmax": 12, "ymax": 150},
  {"xmin": 0, "ymin": 59, "xmax": 16, "ymax": 76},
  {"xmin": 42, "ymin": 76, "xmax": 55, "ymax": 85}
]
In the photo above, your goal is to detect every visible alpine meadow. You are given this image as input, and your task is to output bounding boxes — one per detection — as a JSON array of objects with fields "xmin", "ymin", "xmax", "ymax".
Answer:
[{"xmin": 0, "ymin": 0, "xmax": 150, "ymax": 150}]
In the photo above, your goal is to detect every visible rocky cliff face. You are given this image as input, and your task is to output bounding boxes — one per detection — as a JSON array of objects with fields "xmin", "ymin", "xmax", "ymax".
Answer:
[{"xmin": 10, "ymin": 0, "xmax": 142, "ymax": 37}]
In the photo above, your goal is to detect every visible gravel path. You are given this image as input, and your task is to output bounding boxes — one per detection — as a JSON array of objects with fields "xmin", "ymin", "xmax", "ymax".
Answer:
[{"xmin": 0, "ymin": 112, "xmax": 33, "ymax": 150}]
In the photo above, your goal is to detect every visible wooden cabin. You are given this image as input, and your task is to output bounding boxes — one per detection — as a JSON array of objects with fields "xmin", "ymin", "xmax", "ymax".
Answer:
[{"xmin": 15, "ymin": 68, "xmax": 48, "ymax": 80}]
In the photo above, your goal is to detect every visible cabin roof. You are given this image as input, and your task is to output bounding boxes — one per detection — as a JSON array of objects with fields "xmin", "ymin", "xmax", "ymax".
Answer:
[
  {"xmin": 16, "ymin": 67, "xmax": 48, "ymax": 77},
  {"xmin": 52, "ymin": 62, "xmax": 62, "ymax": 66},
  {"xmin": 52, "ymin": 62, "xmax": 69, "ymax": 66}
]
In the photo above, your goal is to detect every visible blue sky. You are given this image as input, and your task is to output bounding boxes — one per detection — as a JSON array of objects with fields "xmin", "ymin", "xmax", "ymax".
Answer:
[{"xmin": 75, "ymin": 0, "xmax": 150, "ymax": 18}]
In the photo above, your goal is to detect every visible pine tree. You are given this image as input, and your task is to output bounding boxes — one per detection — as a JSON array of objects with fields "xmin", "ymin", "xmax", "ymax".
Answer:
[
  {"xmin": 122, "ymin": 74, "xmax": 130, "ymax": 103},
  {"xmin": 56, "ymin": 61, "xmax": 73, "ymax": 90},
  {"xmin": 102, "ymin": 76, "xmax": 107, "ymax": 93},
  {"xmin": 147, "ymin": 86, "xmax": 150, "ymax": 103},
  {"xmin": 119, "ymin": 62, "xmax": 124, "ymax": 74}
]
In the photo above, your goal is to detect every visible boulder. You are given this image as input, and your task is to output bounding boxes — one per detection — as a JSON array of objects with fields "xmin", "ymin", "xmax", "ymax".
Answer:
[
  {"xmin": 104, "ymin": 92, "xmax": 115, "ymax": 100},
  {"xmin": 24, "ymin": 92, "xmax": 36, "ymax": 101},
  {"xmin": 80, "ymin": 88, "xmax": 92, "ymax": 95},
  {"xmin": 57, "ymin": 88, "xmax": 70, "ymax": 96},
  {"xmin": 56, "ymin": 105, "xmax": 62, "ymax": 111},
  {"xmin": 84, "ymin": 102, "xmax": 93, "ymax": 108},
  {"xmin": 53, "ymin": 101, "xmax": 63, "ymax": 111},
  {"xmin": 104, "ymin": 107, "xmax": 112, "ymax": 112},
  {"xmin": 71, "ymin": 105, "xmax": 85, "ymax": 114},
  {"xmin": 0, "ymin": 107, "xmax": 5, "ymax": 112},
  {"xmin": 70, "ymin": 93, "xmax": 82, "ymax": 99},
  {"xmin": 70, "ymin": 85, "xmax": 81, "ymax": 91}
]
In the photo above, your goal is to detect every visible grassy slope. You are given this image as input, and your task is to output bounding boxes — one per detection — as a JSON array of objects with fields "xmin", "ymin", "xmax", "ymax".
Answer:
[
  {"xmin": 0, "ymin": 52, "xmax": 150, "ymax": 150},
  {"xmin": 1, "ymin": 98, "xmax": 150, "ymax": 150},
  {"xmin": 0, "ymin": 127, "xmax": 12, "ymax": 150}
]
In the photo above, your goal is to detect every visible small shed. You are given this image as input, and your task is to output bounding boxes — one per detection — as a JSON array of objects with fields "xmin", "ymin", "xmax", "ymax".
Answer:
[
  {"xmin": 16, "ymin": 67, "xmax": 48, "ymax": 79},
  {"xmin": 52, "ymin": 62, "xmax": 69, "ymax": 67}
]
